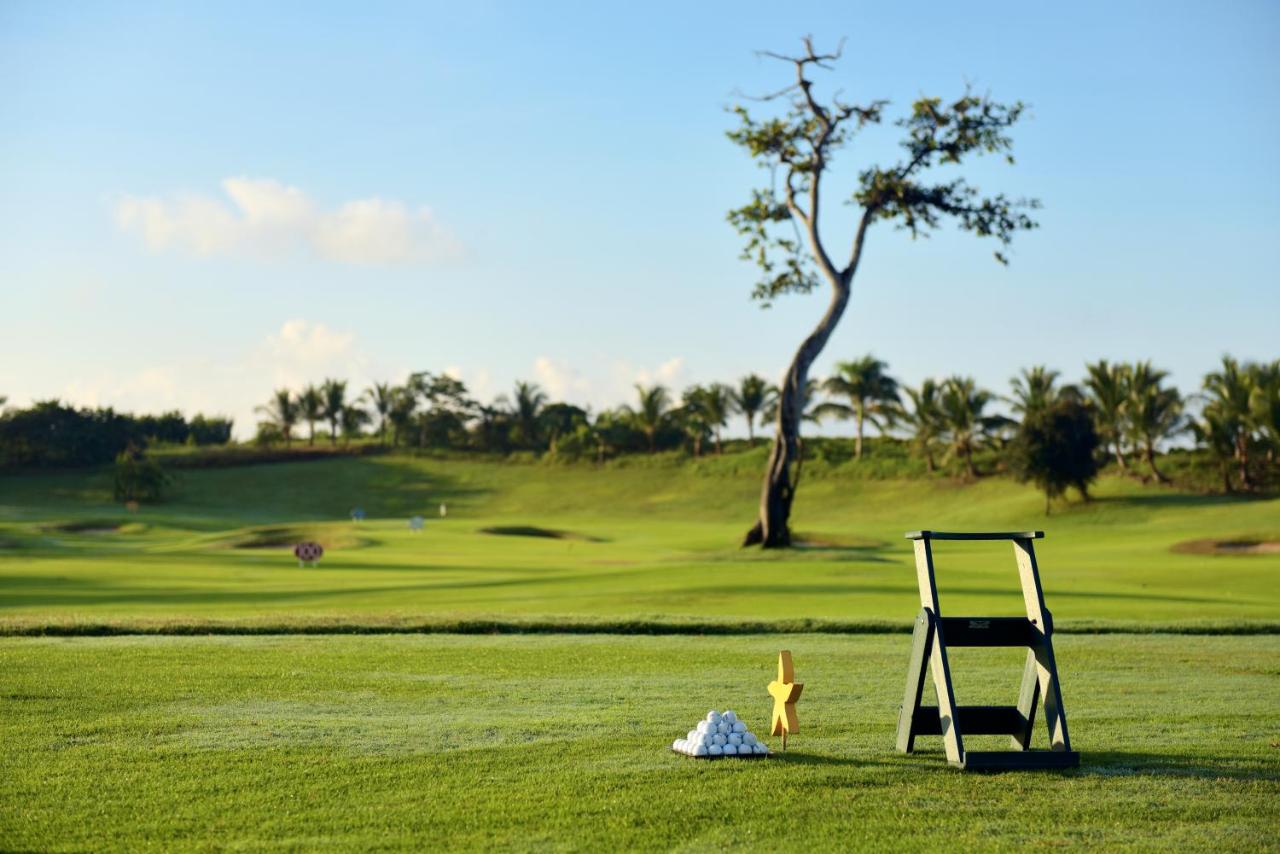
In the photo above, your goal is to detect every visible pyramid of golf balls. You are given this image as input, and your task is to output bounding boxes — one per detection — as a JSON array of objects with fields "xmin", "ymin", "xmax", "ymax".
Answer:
[{"xmin": 671, "ymin": 710, "xmax": 769, "ymax": 758}]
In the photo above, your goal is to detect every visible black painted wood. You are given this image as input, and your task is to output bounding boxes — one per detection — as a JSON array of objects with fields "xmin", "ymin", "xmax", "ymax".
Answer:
[
  {"xmin": 909, "ymin": 705, "xmax": 1028, "ymax": 737},
  {"xmin": 897, "ymin": 531, "xmax": 1075, "ymax": 771},
  {"xmin": 961, "ymin": 750, "xmax": 1080, "ymax": 771},
  {"xmin": 904, "ymin": 530, "xmax": 1045, "ymax": 541},
  {"xmin": 936, "ymin": 616, "xmax": 1035, "ymax": 647}
]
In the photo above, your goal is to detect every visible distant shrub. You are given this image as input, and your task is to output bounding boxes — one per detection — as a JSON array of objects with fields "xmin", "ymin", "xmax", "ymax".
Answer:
[
  {"xmin": 1008, "ymin": 399, "xmax": 1100, "ymax": 512},
  {"xmin": 113, "ymin": 448, "xmax": 172, "ymax": 503}
]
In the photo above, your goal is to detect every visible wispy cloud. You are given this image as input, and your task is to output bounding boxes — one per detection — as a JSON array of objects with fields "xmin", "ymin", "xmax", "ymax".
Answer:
[{"xmin": 114, "ymin": 177, "xmax": 461, "ymax": 266}]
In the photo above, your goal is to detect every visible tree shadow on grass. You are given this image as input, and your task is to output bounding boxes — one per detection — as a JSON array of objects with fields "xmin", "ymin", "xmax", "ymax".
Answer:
[{"xmin": 1090, "ymin": 492, "xmax": 1265, "ymax": 511}]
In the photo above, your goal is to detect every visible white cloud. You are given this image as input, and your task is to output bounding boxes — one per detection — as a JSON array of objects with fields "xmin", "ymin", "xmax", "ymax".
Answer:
[
  {"xmin": 261, "ymin": 319, "xmax": 363, "ymax": 390},
  {"xmin": 533, "ymin": 356, "xmax": 592, "ymax": 404},
  {"xmin": 636, "ymin": 356, "xmax": 686, "ymax": 387},
  {"xmin": 114, "ymin": 177, "xmax": 461, "ymax": 266}
]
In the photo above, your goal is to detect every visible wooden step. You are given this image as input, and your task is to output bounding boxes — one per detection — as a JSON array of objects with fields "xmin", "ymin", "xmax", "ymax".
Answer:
[
  {"xmin": 960, "ymin": 750, "xmax": 1079, "ymax": 771},
  {"xmin": 937, "ymin": 616, "xmax": 1039, "ymax": 647},
  {"xmin": 910, "ymin": 705, "xmax": 1027, "ymax": 737}
]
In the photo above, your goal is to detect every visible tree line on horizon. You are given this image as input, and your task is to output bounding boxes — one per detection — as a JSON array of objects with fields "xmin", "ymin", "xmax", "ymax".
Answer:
[
  {"xmin": 246, "ymin": 354, "xmax": 1279, "ymax": 496},
  {"xmin": 1, "ymin": 354, "xmax": 1275, "ymax": 499}
]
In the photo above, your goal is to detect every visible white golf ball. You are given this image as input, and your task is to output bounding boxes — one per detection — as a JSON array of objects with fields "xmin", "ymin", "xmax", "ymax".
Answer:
[
  {"xmin": 753, "ymin": 743, "xmax": 768, "ymax": 755},
  {"xmin": 712, "ymin": 733, "xmax": 727, "ymax": 746},
  {"xmin": 696, "ymin": 721, "xmax": 711, "ymax": 734},
  {"xmin": 672, "ymin": 740, "xmax": 682, "ymax": 751},
  {"xmin": 728, "ymin": 733, "xmax": 743, "ymax": 746},
  {"xmin": 723, "ymin": 710, "xmax": 737, "ymax": 724},
  {"xmin": 716, "ymin": 722, "xmax": 731, "ymax": 735},
  {"xmin": 708, "ymin": 744, "xmax": 723, "ymax": 756},
  {"xmin": 694, "ymin": 743, "xmax": 708, "ymax": 756},
  {"xmin": 699, "ymin": 732, "xmax": 713, "ymax": 747},
  {"xmin": 742, "ymin": 733, "xmax": 757, "ymax": 746},
  {"xmin": 687, "ymin": 729, "xmax": 699, "ymax": 742},
  {"xmin": 706, "ymin": 711, "xmax": 721, "ymax": 723},
  {"xmin": 722, "ymin": 743, "xmax": 738, "ymax": 756},
  {"xmin": 732, "ymin": 721, "xmax": 747, "ymax": 733}
]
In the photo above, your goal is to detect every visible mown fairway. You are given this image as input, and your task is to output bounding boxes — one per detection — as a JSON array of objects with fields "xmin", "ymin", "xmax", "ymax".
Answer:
[
  {"xmin": 2, "ymin": 633, "xmax": 1277, "ymax": 851},
  {"xmin": 2, "ymin": 454, "xmax": 1279, "ymax": 850},
  {"xmin": 1, "ymin": 453, "xmax": 1278, "ymax": 630}
]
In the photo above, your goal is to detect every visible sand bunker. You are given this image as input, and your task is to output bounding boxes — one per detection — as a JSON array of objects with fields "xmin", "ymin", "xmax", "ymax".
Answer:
[{"xmin": 1172, "ymin": 539, "xmax": 1280, "ymax": 556}]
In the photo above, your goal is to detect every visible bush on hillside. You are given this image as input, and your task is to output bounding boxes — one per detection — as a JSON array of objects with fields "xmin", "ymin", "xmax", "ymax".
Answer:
[
  {"xmin": 113, "ymin": 447, "xmax": 172, "ymax": 503},
  {"xmin": 1008, "ymin": 399, "xmax": 1101, "ymax": 512}
]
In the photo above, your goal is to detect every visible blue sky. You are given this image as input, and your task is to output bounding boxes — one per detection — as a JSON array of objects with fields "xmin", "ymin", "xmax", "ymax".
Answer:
[{"xmin": 2, "ymin": 0, "xmax": 1277, "ymax": 436}]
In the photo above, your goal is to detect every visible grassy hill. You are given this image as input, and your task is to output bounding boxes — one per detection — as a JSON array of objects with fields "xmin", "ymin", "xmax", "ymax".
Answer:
[{"xmin": 3, "ymin": 452, "xmax": 1277, "ymax": 632}]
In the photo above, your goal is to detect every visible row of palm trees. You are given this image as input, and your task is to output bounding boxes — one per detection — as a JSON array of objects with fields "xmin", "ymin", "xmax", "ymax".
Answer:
[
  {"xmin": 254, "ymin": 355, "xmax": 1279, "ymax": 488},
  {"xmin": 255, "ymin": 379, "xmax": 367, "ymax": 446}
]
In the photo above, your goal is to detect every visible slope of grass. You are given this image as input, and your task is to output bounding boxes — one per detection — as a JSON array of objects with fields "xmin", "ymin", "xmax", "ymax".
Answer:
[
  {"xmin": 2, "ymin": 454, "xmax": 1278, "ymax": 632},
  {"xmin": 2, "ymin": 633, "xmax": 1276, "ymax": 851}
]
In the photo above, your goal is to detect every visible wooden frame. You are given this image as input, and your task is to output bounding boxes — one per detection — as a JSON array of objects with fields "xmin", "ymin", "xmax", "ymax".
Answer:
[{"xmin": 895, "ymin": 530, "xmax": 1078, "ymax": 771}]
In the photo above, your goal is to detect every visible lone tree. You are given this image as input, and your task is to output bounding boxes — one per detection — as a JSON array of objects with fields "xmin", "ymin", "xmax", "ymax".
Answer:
[
  {"xmin": 729, "ymin": 38, "xmax": 1039, "ymax": 546},
  {"xmin": 1009, "ymin": 398, "xmax": 1101, "ymax": 514}
]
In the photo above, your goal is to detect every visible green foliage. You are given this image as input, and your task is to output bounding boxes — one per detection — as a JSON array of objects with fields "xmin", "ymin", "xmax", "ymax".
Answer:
[
  {"xmin": 1127, "ymin": 362, "xmax": 1185, "ymax": 484},
  {"xmin": 816, "ymin": 356, "xmax": 900, "ymax": 458},
  {"xmin": 0, "ymin": 401, "xmax": 230, "ymax": 469},
  {"xmin": 297, "ymin": 385, "xmax": 324, "ymax": 445},
  {"xmin": 1009, "ymin": 398, "xmax": 1101, "ymax": 511},
  {"xmin": 111, "ymin": 447, "xmax": 171, "ymax": 503},
  {"xmin": 1009, "ymin": 365, "xmax": 1078, "ymax": 418},
  {"xmin": 937, "ymin": 376, "xmax": 1012, "ymax": 478},
  {"xmin": 626, "ymin": 384, "xmax": 672, "ymax": 453},
  {"xmin": 732, "ymin": 374, "xmax": 777, "ymax": 442},
  {"xmin": 726, "ymin": 40, "xmax": 1038, "ymax": 304}
]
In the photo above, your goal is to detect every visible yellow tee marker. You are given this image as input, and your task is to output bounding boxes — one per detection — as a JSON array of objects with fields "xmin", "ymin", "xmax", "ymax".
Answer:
[{"xmin": 767, "ymin": 650, "xmax": 803, "ymax": 750}]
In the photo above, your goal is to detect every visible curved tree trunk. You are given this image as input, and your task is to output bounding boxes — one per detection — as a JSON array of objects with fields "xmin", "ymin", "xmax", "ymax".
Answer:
[{"xmin": 743, "ymin": 269, "xmax": 854, "ymax": 548}]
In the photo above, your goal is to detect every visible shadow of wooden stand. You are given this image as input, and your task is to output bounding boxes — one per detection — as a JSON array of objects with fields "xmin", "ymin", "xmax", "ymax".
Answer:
[{"xmin": 895, "ymin": 530, "xmax": 1080, "ymax": 771}]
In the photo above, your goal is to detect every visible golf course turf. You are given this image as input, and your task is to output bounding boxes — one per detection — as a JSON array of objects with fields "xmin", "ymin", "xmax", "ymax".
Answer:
[{"xmin": 2, "ymin": 453, "xmax": 1278, "ymax": 850}]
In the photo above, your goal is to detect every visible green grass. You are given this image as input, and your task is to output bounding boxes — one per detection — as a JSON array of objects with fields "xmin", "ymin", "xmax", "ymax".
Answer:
[
  {"xmin": 2, "ymin": 453, "xmax": 1278, "ymax": 631},
  {"xmin": 2, "ymin": 454, "xmax": 1279, "ymax": 849},
  {"xmin": 2, "ymin": 633, "xmax": 1277, "ymax": 851}
]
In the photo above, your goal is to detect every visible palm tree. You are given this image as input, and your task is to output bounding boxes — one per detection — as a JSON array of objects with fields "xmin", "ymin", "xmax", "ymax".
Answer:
[
  {"xmin": 762, "ymin": 378, "xmax": 822, "ymax": 425},
  {"xmin": 734, "ymin": 374, "xmax": 776, "ymax": 444},
  {"xmin": 1127, "ymin": 362, "xmax": 1183, "ymax": 484},
  {"xmin": 678, "ymin": 386, "xmax": 713, "ymax": 457},
  {"xmin": 386, "ymin": 385, "xmax": 418, "ymax": 447},
  {"xmin": 898, "ymin": 379, "xmax": 945, "ymax": 474},
  {"xmin": 511, "ymin": 381, "xmax": 548, "ymax": 449},
  {"xmin": 255, "ymin": 389, "xmax": 298, "ymax": 447},
  {"xmin": 816, "ymin": 356, "xmax": 901, "ymax": 459},
  {"xmin": 339, "ymin": 404, "xmax": 370, "ymax": 444},
  {"xmin": 1193, "ymin": 406, "xmax": 1240, "ymax": 492},
  {"xmin": 1249, "ymin": 359, "xmax": 1280, "ymax": 464},
  {"xmin": 539, "ymin": 403, "xmax": 588, "ymax": 454},
  {"xmin": 320, "ymin": 378, "xmax": 348, "ymax": 445},
  {"xmin": 1009, "ymin": 366, "xmax": 1074, "ymax": 418},
  {"xmin": 938, "ymin": 376, "xmax": 1007, "ymax": 480},
  {"xmin": 629, "ymin": 384, "xmax": 670, "ymax": 453},
  {"xmin": 702, "ymin": 383, "xmax": 736, "ymax": 455},
  {"xmin": 362, "ymin": 382, "xmax": 395, "ymax": 445},
  {"xmin": 1201, "ymin": 356, "xmax": 1259, "ymax": 489},
  {"xmin": 1083, "ymin": 360, "xmax": 1132, "ymax": 472},
  {"xmin": 298, "ymin": 385, "xmax": 324, "ymax": 446}
]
